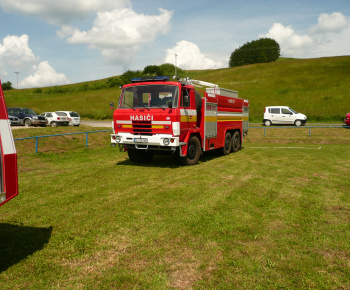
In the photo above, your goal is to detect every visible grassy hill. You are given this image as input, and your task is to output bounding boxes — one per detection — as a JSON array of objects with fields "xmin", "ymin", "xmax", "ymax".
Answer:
[{"xmin": 3, "ymin": 56, "xmax": 350, "ymax": 122}]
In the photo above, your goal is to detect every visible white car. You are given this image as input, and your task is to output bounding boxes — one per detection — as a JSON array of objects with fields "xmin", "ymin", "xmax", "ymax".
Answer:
[
  {"xmin": 40, "ymin": 112, "xmax": 69, "ymax": 127},
  {"xmin": 56, "ymin": 111, "xmax": 80, "ymax": 126},
  {"xmin": 263, "ymin": 106, "xmax": 307, "ymax": 126}
]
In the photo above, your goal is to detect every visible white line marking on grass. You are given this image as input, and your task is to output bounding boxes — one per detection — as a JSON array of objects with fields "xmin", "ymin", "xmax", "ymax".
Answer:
[{"xmin": 246, "ymin": 146, "xmax": 322, "ymax": 150}]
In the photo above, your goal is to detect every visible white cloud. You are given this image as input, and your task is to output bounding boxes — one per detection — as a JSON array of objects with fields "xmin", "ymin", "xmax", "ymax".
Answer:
[
  {"xmin": 164, "ymin": 40, "xmax": 224, "ymax": 70},
  {"xmin": 20, "ymin": 61, "xmax": 70, "ymax": 88},
  {"xmin": 58, "ymin": 8, "xmax": 173, "ymax": 67},
  {"xmin": 310, "ymin": 12, "xmax": 348, "ymax": 34},
  {"xmin": 0, "ymin": 34, "xmax": 70, "ymax": 88},
  {"xmin": 260, "ymin": 23, "xmax": 314, "ymax": 57},
  {"xmin": 260, "ymin": 12, "xmax": 350, "ymax": 58},
  {"xmin": 0, "ymin": 34, "xmax": 37, "ymax": 68},
  {"xmin": 0, "ymin": 0, "xmax": 131, "ymax": 25}
]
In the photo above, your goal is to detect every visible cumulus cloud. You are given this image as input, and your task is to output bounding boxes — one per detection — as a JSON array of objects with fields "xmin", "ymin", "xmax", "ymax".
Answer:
[
  {"xmin": 259, "ymin": 23, "xmax": 313, "ymax": 57},
  {"xmin": 0, "ymin": 0, "xmax": 131, "ymax": 25},
  {"xmin": 0, "ymin": 34, "xmax": 70, "ymax": 88},
  {"xmin": 0, "ymin": 34, "xmax": 37, "ymax": 68},
  {"xmin": 310, "ymin": 12, "xmax": 348, "ymax": 34},
  {"xmin": 164, "ymin": 40, "xmax": 224, "ymax": 70},
  {"xmin": 260, "ymin": 12, "xmax": 350, "ymax": 58},
  {"xmin": 58, "ymin": 8, "xmax": 173, "ymax": 66},
  {"xmin": 20, "ymin": 61, "xmax": 70, "ymax": 88}
]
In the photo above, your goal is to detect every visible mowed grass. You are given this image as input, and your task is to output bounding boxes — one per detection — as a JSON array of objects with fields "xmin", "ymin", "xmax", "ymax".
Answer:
[{"xmin": 0, "ymin": 126, "xmax": 349, "ymax": 288}]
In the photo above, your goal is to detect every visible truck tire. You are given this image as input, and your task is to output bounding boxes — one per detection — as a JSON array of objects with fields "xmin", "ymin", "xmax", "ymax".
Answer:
[
  {"xmin": 180, "ymin": 135, "xmax": 201, "ymax": 165},
  {"xmin": 24, "ymin": 119, "xmax": 31, "ymax": 127},
  {"xmin": 231, "ymin": 131, "xmax": 241, "ymax": 152},
  {"xmin": 195, "ymin": 91, "xmax": 202, "ymax": 111},
  {"xmin": 222, "ymin": 132, "xmax": 231, "ymax": 155},
  {"xmin": 128, "ymin": 149, "xmax": 153, "ymax": 163},
  {"xmin": 295, "ymin": 120, "xmax": 302, "ymax": 126}
]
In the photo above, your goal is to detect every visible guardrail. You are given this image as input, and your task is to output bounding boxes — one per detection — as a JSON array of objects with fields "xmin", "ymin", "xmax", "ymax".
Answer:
[
  {"xmin": 13, "ymin": 126, "xmax": 350, "ymax": 153},
  {"xmin": 250, "ymin": 125, "xmax": 350, "ymax": 137},
  {"xmin": 14, "ymin": 130, "xmax": 112, "ymax": 153}
]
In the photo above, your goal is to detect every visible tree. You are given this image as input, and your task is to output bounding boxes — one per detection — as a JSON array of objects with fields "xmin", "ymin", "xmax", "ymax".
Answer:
[
  {"xmin": 143, "ymin": 65, "xmax": 162, "ymax": 76},
  {"xmin": 229, "ymin": 38, "xmax": 280, "ymax": 68},
  {"xmin": 158, "ymin": 63, "xmax": 185, "ymax": 77},
  {"xmin": 2, "ymin": 81, "xmax": 13, "ymax": 90}
]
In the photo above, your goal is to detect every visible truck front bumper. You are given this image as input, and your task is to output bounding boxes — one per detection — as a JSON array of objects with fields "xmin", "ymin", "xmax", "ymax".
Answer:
[{"xmin": 111, "ymin": 133, "xmax": 181, "ymax": 151}]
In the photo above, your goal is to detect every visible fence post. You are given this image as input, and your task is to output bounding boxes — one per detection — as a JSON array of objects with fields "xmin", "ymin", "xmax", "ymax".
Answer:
[
  {"xmin": 86, "ymin": 132, "xmax": 88, "ymax": 147},
  {"xmin": 35, "ymin": 137, "xmax": 39, "ymax": 153},
  {"xmin": 309, "ymin": 127, "xmax": 311, "ymax": 137},
  {"xmin": 264, "ymin": 127, "xmax": 266, "ymax": 137}
]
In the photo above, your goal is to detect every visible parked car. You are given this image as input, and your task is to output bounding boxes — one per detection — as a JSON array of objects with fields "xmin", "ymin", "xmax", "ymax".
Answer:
[
  {"xmin": 263, "ymin": 106, "xmax": 307, "ymax": 126},
  {"xmin": 56, "ymin": 111, "xmax": 80, "ymax": 126},
  {"xmin": 40, "ymin": 112, "xmax": 69, "ymax": 127},
  {"xmin": 8, "ymin": 115, "xmax": 20, "ymax": 126},
  {"xmin": 344, "ymin": 113, "xmax": 350, "ymax": 126},
  {"xmin": 7, "ymin": 107, "xmax": 47, "ymax": 127}
]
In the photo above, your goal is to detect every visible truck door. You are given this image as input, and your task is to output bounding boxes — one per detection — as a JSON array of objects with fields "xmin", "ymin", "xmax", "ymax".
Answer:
[
  {"xmin": 180, "ymin": 88, "xmax": 196, "ymax": 136},
  {"xmin": 0, "ymin": 81, "xmax": 18, "ymax": 207}
]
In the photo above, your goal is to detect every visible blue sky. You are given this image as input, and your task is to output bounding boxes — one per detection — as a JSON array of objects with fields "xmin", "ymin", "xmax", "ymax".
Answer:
[{"xmin": 0, "ymin": 0, "xmax": 349, "ymax": 88}]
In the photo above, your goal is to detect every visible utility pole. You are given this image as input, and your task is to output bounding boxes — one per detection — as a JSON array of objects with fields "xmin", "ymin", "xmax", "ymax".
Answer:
[
  {"xmin": 174, "ymin": 54, "xmax": 177, "ymax": 77},
  {"xmin": 14, "ymin": 72, "xmax": 20, "ymax": 89}
]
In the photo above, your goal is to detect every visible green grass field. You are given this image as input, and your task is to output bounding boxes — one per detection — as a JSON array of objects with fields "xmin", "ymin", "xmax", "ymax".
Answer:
[
  {"xmin": 1, "ymin": 126, "xmax": 349, "ymax": 288},
  {"xmin": 3, "ymin": 56, "xmax": 350, "ymax": 123}
]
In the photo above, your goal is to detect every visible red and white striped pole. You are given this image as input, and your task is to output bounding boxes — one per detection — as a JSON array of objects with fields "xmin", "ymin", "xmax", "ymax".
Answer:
[{"xmin": 0, "ymin": 79, "xmax": 18, "ymax": 206}]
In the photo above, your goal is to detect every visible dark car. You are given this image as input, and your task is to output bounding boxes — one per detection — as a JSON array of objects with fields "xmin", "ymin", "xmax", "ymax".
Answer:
[
  {"xmin": 7, "ymin": 107, "xmax": 46, "ymax": 127},
  {"xmin": 8, "ymin": 115, "xmax": 20, "ymax": 125}
]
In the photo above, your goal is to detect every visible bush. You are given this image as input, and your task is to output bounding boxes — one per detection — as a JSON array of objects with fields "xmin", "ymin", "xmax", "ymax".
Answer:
[
  {"xmin": 2, "ymin": 81, "xmax": 13, "ymax": 90},
  {"xmin": 33, "ymin": 88, "xmax": 43, "ymax": 93},
  {"xmin": 229, "ymin": 38, "xmax": 280, "ymax": 67}
]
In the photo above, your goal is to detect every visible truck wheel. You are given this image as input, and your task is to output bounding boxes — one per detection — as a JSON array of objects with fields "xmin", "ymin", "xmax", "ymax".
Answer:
[
  {"xmin": 24, "ymin": 119, "xmax": 31, "ymax": 127},
  {"xmin": 222, "ymin": 132, "xmax": 231, "ymax": 155},
  {"xmin": 51, "ymin": 122, "xmax": 57, "ymax": 127},
  {"xmin": 231, "ymin": 131, "xmax": 241, "ymax": 152},
  {"xmin": 295, "ymin": 120, "xmax": 302, "ymax": 126},
  {"xmin": 264, "ymin": 120, "xmax": 271, "ymax": 126},
  {"xmin": 195, "ymin": 91, "xmax": 202, "ymax": 111},
  {"xmin": 181, "ymin": 136, "xmax": 201, "ymax": 165}
]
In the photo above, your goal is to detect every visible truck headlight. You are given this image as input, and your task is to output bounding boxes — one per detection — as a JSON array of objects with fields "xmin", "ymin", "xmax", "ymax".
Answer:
[
  {"xmin": 163, "ymin": 138, "xmax": 170, "ymax": 146},
  {"xmin": 116, "ymin": 136, "xmax": 122, "ymax": 143}
]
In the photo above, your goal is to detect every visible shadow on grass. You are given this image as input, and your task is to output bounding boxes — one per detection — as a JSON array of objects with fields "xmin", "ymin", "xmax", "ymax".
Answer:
[
  {"xmin": 115, "ymin": 148, "xmax": 234, "ymax": 168},
  {"xmin": 0, "ymin": 223, "xmax": 53, "ymax": 272}
]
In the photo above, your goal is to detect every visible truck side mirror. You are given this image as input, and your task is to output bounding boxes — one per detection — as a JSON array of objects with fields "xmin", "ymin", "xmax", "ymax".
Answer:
[
  {"xmin": 110, "ymin": 102, "xmax": 114, "ymax": 110},
  {"xmin": 183, "ymin": 95, "xmax": 189, "ymax": 107}
]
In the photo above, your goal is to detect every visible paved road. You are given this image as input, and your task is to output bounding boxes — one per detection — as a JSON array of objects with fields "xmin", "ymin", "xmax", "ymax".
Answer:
[{"xmin": 81, "ymin": 120, "xmax": 112, "ymax": 128}]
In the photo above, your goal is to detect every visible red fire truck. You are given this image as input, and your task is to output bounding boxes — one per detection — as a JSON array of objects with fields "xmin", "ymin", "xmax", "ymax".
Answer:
[
  {"xmin": 0, "ymin": 80, "xmax": 18, "ymax": 206},
  {"xmin": 111, "ymin": 77, "xmax": 249, "ymax": 165}
]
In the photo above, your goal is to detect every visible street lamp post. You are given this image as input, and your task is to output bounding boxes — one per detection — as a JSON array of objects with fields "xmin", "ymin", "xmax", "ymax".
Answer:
[
  {"xmin": 14, "ymin": 72, "xmax": 20, "ymax": 89},
  {"xmin": 174, "ymin": 54, "xmax": 177, "ymax": 77}
]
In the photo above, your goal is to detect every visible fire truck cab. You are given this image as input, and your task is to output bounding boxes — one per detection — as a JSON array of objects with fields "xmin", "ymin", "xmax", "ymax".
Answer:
[
  {"xmin": 111, "ymin": 76, "xmax": 249, "ymax": 165},
  {"xmin": 0, "ymin": 80, "xmax": 18, "ymax": 206}
]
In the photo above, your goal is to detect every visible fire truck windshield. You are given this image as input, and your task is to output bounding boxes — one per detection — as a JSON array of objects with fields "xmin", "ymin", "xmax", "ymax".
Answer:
[{"xmin": 119, "ymin": 85, "xmax": 179, "ymax": 109}]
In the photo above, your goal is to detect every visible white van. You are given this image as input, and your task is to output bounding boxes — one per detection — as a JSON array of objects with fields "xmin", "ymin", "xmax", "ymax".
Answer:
[{"xmin": 263, "ymin": 106, "xmax": 307, "ymax": 126}]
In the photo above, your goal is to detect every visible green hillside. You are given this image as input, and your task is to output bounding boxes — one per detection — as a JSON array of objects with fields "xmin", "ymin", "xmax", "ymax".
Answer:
[{"xmin": 3, "ymin": 56, "xmax": 350, "ymax": 122}]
